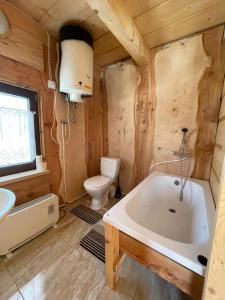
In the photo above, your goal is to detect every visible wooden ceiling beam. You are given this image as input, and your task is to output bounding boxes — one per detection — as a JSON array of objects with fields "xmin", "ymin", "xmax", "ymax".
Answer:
[{"xmin": 86, "ymin": 0, "xmax": 149, "ymax": 66}]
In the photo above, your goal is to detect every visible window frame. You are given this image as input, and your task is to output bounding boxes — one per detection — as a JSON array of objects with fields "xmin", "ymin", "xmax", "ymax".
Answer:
[{"xmin": 0, "ymin": 82, "xmax": 41, "ymax": 177}]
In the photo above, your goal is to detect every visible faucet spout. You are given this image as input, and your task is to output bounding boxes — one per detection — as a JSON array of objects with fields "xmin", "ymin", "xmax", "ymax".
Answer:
[
  {"xmin": 158, "ymin": 147, "xmax": 179, "ymax": 157},
  {"xmin": 158, "ymin": 147, "xmax": 173, "ymax": 153}
]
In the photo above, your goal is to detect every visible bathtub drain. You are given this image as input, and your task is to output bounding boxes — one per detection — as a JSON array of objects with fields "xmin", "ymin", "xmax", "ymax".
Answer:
[
  {"xmin": 169, "ymin": 208, "xmax": 176, "ymax": 213},
  {"xmin": 198, "ymin": 255, "xmax": 208, "ymax": 266}
]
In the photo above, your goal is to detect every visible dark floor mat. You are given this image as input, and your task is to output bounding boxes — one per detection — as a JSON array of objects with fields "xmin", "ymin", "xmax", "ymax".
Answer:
[
  {"xmin": 71, "ymin": 204, "xmax": 103, "ymax": 224},
  {"xmin": 80, "ymin": 224, "xmax": 105, "ymax": 262}
]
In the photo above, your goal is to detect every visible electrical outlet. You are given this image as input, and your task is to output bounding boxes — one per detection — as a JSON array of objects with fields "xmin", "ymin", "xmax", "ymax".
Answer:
[{"xmin": 48, "ymin": 80, "xmax": 56, "ymax": 90}]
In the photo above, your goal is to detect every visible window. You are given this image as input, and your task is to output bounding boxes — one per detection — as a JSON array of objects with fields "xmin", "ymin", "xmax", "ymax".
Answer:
[{"xmin": 0, "ymin": 82, "xmax": 40, "ymax": 176}]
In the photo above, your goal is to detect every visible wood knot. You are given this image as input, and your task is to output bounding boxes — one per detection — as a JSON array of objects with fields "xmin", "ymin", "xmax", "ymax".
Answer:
[
  {"xmin": 208, "ymin": 287, "xmax": 216, "ymax": 295},
  {"xmin": 167, "ymin": 271, "xmax": 173, "ymax": 278}
]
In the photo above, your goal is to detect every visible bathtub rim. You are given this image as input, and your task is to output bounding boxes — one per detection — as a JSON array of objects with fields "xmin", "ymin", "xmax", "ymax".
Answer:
[{"xmin": 103, "ymin": 171, "xmax": 215, "ymax": 276}]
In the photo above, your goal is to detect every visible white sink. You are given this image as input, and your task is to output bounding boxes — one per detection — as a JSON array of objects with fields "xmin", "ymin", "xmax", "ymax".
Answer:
[{"xmin": 0, "ymin": 188, "xmax": 16, "ymax": 222}]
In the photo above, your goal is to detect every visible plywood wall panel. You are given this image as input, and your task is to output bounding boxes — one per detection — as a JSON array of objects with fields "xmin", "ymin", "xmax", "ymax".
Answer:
[
  {"xmin": 105, "ymin": 61, "xmax": 139, "ymax": 193},
  {"xmin": 153, "ymin": 35, "xmax": 210, "ymax": 176}
]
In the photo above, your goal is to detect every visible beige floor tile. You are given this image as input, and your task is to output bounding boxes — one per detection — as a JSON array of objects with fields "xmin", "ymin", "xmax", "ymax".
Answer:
[
  {"xmin": 0, "ymin": 197, "xmax": 192, "ymax": 300},
  {"xmin": 0, "ymin": 259, "xmax": 23, "ymax": 300}
]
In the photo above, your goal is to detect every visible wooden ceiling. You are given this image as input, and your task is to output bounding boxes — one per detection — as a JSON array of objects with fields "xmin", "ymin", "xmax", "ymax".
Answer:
[{"xmin": 6, "ymin": 0, "xmax": 225, "ymax": 66}]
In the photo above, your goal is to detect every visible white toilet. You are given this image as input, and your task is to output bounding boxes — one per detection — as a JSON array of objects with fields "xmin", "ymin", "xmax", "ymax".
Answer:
[{"xmin": 84, "ymin": 157, "xmax": 120, "ymax": 210}]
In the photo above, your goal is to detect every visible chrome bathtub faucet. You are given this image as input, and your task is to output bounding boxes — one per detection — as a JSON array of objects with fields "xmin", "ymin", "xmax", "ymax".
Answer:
[{"xmin": 150, "ymin": 128, "xmax": 193, "ymax": 201}]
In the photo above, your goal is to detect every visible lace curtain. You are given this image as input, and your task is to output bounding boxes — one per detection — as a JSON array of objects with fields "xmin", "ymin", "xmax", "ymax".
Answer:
[{"xmin": 0, "ymin": 107, "xmax": 36, "ymax": 167}]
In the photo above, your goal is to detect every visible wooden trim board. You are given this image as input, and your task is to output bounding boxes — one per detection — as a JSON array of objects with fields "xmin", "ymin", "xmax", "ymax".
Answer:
[
  {"xmin": 203, "ymin": 158, "xmax": 225, "ymax": 299},
  {"xmin": 0, "ymin": 173, "xmax": 51, "ymax": 206},
  {"xmin": 105, "ymin": 223, "xmax": 204, "ymax": 300}
]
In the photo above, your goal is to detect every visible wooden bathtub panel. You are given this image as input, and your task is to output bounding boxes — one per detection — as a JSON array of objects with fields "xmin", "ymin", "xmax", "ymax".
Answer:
[{"xmin": 119, "ymin": 231, "xmax": 204, "ymax": 299}]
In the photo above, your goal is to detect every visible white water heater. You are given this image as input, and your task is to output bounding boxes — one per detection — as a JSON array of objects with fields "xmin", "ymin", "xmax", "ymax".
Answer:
[{"xmin": 59, "ymin": 25, "xmax": 93, "ymax": 102}]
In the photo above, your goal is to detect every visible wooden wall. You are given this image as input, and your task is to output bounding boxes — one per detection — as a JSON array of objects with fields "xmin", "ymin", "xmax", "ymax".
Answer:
[
  {"xmin": 210, "ymin": 78, "xmax": 225, "ymax": 205},
  {"xmin": 192, "ymin": 26, "xmax": 225, "ymax": 180},
  {"xmin": 101, "ymin": 26, "xmax": 225, "ymax": 194},
  {"xmin": 105, "ymin": 61, "xmax": 137, "ymax": 193},
  {"xmin": 55, "ymin": 92, "xmax": 88, "ymax": 203},
  {"xmin": 0, "ymin": 1, "xmax": 63, "ymax": 205},
  {"xmin": 1, "ymin": 0, "xmax": 224, "ymax": 205},
  {"xmin": 85, "ymin": 65, "xmax": 104, "ymax": 178},
  {"xmin": 208, "ymin": 28, "xmax": 225, "ymax": 206},
  {"xmin": 0, "ymin": 47, "xmax": 64, "ymax": 205},
  {"xmin": 7, "ymin": 0, "xmax": 225, "ymax": 66},
  {"xmin": 0, "ymin": 0, "xmax": 104, "ymax": 205},
  {"xmin": 0, "ymin": 0, "xmax": 46, "ymax": 70},
  {"xmin": 153, "ymin": 34, "xmax": 209, "ymax": 177}
]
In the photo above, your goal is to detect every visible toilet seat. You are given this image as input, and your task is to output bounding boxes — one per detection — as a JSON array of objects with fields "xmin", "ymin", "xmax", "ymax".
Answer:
[
  {"xmin": 83, "ymin": 157, "xmax": 120, "ymax": 210},
  {"xmin": 84, "ymin": 175, "xmax": 112, "ymax": 190}
]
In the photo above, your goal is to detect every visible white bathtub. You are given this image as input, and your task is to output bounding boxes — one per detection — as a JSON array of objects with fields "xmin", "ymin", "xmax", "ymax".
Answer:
[{"xmin": 103, "ymin": 171, "xmax": 215, "ymax": 276}]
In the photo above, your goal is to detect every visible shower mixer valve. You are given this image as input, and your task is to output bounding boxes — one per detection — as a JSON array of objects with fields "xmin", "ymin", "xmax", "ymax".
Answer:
[
  {"xmin": 151, "ymin": 128, "xmax": 192, "ymax": 201},
  {"xmin": 158, "ymin": 128, "xmax": 192, "ymax": 158}
]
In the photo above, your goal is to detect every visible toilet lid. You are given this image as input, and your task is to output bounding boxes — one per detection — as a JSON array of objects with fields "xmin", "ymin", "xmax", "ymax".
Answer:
[{"xmin": 84, "ymin": 175, "xmax": 111, "ymax": 189}]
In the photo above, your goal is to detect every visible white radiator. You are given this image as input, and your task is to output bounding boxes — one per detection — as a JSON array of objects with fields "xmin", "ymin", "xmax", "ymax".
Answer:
[{"xmin": 0, "ymin": 193, "xmax": 59, "ymax": 257}]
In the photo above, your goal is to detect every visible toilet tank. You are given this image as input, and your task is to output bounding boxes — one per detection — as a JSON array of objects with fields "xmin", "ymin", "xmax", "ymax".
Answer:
[{"xmin": 101, "ymin": 157, "xmax": 120, "ymax": 180}]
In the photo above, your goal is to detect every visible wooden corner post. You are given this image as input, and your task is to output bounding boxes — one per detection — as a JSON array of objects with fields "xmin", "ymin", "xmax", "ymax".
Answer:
[
  {"xmin": 105, "ymin": 223, "xmax": 120, "ymax": 289},
  {"xmin": 203, "ymin": 158, "xmax": 225, "ymax": 299}
]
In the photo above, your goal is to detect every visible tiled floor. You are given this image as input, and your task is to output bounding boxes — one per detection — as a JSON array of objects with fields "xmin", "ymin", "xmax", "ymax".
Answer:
[{"xmin": 0, "ymin": 196, "xmax": 192, "ymax": 300}]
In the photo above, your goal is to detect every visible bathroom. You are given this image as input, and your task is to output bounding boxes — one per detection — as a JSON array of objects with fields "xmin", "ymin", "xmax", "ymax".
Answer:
[{"xmin": 0, "ymin": 0, "xmax": 225, "ymax": 299}]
